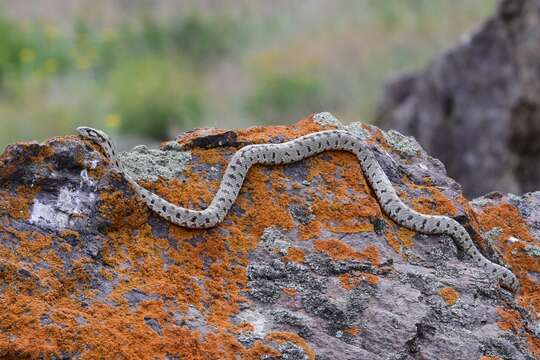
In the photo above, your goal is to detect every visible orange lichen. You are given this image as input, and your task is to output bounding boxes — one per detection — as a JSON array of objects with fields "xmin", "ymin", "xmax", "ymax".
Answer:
[
  {"xmin": 3, "ymin": 118, "xmax": 537, "ymax": 359},
  {"xmin": 344, "ymin": 326, "xmax": 360, "ymax": 336},
  {"xmin": 0, "ymin": 186, "xmax": 38, "ymax": 220},
  {"xmin": 339, "ymin": 274, "xmax": 359, "ymax": 290},
  {"xmin": 362, "ymin": 272, "xmax": 380, "ymax": 285},
  {"xmin": 266, "ymin": 332, "xmax": 316, "ymax": 360},
  {"xmin": 340, "ymin": 272, "xmax": 380, "ymax": 289},
  {"xmin": 282, "ymin": 288, "xmax": 298, "ymax": 297},
  {"xmin": 99, "ymin": 190, "xmax": 149, "ymax": 229},
  {"xmin": 283, "ymin": 247, "xmax": 305, "ymax": 263},
  {"xmin": 191, "ymin": 147, "xmax": 228, "ymax": 166},
  {"xmin": 237, "ymin": 116, "xmax": 323, "ymax": 144},
  {"xmin": 528, "ymin": 335, "xmax": 540, "ymax": 359},
  {"xmin": 475, "ymin": 201, "xmax": 540, "ymax": 358},
  {"xmin": 438, "ymin": 287, "xmax": 459, "ymax": 306},
  {"xmin": 476, "ymin": 203, "xmax": 540, "ymax": 315},
  {"xmin": 402, "ymin": 177, "xmax": 458, "ymax": 217},
  {"xmin": 314, "ymin": 239, "xmax": 381, "ymax": 266},
  {"xmin": 480, "ymin": 357, "xmax": 502, "ymax": 360},
  {"xmin": 385, "ymin": 231, "xmax": 402, "ymax": 254},
  {"xmin": 496, "ymin": 307, "xmax": 522, "ymax": 332},
  {"xmin": 302, "ymin": 151, "xmax": 381, "ymax": 238},
  {"xmin": 396, "ymin": 227, "xmax": 415, "ymax": 249}
]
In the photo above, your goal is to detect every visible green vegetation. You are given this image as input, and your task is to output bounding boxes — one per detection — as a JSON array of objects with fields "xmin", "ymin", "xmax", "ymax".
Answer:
[
  {"xmin": 108, "ymin": 57, "xmax": 204, "ymax": 139},
  {"xmin": 0, "ymin": 0, "xmax": 497, "ymax": 150},
  {"xmin": 246, "ymin": 73, "xmax": 325, "ymax": 124}
]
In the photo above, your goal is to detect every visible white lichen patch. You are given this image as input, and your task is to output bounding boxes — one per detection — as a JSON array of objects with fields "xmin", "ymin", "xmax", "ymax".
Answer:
[
  {"xmin": 30, "ymin": 201, "xmax": 70, "ymax": 229},
  {"xmin": 234, "ymin": 309, "xmax": 269, "ymax": 338},
  {"xmin": 79, "ymin": 169, "xmax": 96, "ymax": 187},
  {"xmin": 120, "ymin": 145, "xmax": 192, "ymax": 182},
  {"xmin": 30, "ymin": 187, "xmax": 96, "ymax": 229},
  {"xmin": 508, "ymin": 236, "xmax": 521, "ymax": 244}
]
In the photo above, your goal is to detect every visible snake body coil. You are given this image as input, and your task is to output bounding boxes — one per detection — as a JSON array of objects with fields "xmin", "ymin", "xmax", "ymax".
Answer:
[{"xmin": 76, "ymin": 125, "xmax": 518, "ymax": 291}]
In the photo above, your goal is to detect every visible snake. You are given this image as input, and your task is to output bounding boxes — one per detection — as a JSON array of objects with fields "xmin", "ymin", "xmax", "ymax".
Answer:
[{"xmin": 76, "ymin": 124, "xmax": 518, "ymax": 291}]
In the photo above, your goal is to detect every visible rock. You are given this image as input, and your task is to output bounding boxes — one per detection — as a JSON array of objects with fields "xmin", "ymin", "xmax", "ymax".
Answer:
[
  {"xmin": 376, "ymin": 0, "xmax": 540, "ymax": 198},
  {"xmin": 0, "ymin": 115, "xmax": 538, "ymax": 359}
]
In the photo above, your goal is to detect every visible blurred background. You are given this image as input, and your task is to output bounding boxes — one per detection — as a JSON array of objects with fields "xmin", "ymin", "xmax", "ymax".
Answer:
[{"xmin": 0, "ymin": 0, "xmax": 496, "ymax": 150}]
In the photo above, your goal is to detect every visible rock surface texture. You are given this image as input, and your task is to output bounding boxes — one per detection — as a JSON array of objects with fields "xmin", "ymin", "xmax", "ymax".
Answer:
[
  {"xmin": 0, "ymin": 115, "xmax": 539, "ymax": 359},
  {"xmin": 376, "ymin": 0, "xmax": 540, "ymax": 198}
]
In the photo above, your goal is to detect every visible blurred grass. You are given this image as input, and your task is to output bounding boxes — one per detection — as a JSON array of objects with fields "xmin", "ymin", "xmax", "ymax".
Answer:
[{"xmin": 0, "ymin": 0, "xmax": 496, "ymax": 150}]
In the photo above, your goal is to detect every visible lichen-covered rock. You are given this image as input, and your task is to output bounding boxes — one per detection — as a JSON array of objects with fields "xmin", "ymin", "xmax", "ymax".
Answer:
[
  {"xmin": 0, "ymin": 116, "xmax": 538, "ymax": 359},
  {"xmin": 376, "ymin": 0, "xmax": 540, "ymax": 198}
]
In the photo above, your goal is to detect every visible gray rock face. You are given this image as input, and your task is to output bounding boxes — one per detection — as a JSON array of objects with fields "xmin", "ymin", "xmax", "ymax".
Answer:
[
  {"xmin": 0, "ymin": 117, "xmax": 538, "ymax": 359},
  {"xmin": 376, "ymin": 0, "xmax": 540, "ymax": 198}
]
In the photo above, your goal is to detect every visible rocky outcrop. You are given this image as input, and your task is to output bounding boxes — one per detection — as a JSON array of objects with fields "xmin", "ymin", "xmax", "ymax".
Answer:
[
  {"xmin": 376, "ymin": 0, "xmax": 540, "ymax": 198},
  {"xmin": 0, "ymin": 116, "xmax": 539, "ymax": 359}
]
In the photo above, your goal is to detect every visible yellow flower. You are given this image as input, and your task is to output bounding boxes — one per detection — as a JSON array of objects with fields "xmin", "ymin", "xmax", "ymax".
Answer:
[
  {"xmin": 44, "ymin": 24, "xmax": 58, "ymax": 40},
  {"xmin": 77, "ymin": 56, "xmax": 92, "ymax": 71},
  {"xmin": 105, "ymin": 114, "xmax": 121, "ymax": 128},
  {"xmin": 103, "ymin": 27, "xmax": 116, "ymax": 41},
  {"xmin": 20, "ymin": 48, "xmax": 36, "ymax": 63},
  {"xmin": 18, "ymin": 21, "xmax": 31, "ymax": 32},
  {"xmin": 44, "ymin": 58, "xmax": 58, "ymax": 74}
]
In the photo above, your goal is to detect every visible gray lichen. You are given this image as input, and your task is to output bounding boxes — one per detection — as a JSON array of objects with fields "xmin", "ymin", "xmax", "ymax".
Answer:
[
  {"xmin": 383, "ymin": 129, "xmax": 422, "ymax": 157},
  {"xmin": 120, "ymin": 145, "xmax": 192, "ymax": 182},
  {"xmin": 313, "ymin": 112, "xmax": 342, "ymax": 128},
  {"xmin": 313, "ymin": 112, "xmax": 370, "ymax": 141},
  {"xmin": 524, "ymin": 244, "xmax": 540, "ymax": 257},
  {"xmin": 484, "ymin": 227, "xmax": 503, "ymax": 242},
  {"xmin": 261, "ymin": 227, "xmax": 290, "ymax": 255},
  {"xmin": 343, "ymin": 122, "xmax": 369, "ymax": 141}
]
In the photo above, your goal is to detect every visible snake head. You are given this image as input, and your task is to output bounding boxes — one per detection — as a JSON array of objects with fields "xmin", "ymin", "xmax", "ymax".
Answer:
[
  {"xmin": 76, "ymin": 126, "xmax": 119, "ymax": 166},
  {"xmin": 76, "ymin": 126, "xmax": 112, "ymax": 146}
]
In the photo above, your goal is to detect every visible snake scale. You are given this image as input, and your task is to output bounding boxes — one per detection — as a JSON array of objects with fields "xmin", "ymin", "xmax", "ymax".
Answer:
[{"xmin": 76, "ymin": 124, "xmax": 518, "ymax": 291}]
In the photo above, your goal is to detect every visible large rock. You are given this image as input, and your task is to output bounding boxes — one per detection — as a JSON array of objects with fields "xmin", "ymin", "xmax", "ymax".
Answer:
[
  {"xmin": 376, "ymin": 0, "xmax": 540, "ymax": 198},
  {"xmin": 0, "ymin": 115, "xmax": 538, "ymax": 359}
]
